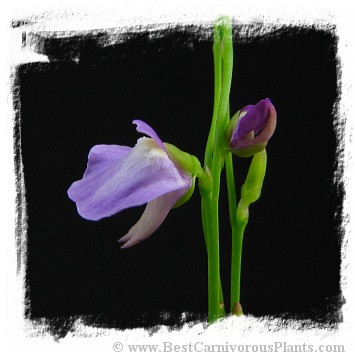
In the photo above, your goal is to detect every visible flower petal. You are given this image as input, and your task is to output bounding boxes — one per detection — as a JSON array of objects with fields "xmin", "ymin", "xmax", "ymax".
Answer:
[
  {"xmin": 118, "ymin": 187, "xmax": 188, "ymax": 248},
  {"xmin": 67, "ymin": 137, "xmax": 191, "ymax": 221},
  {"xmin": 233, "ymin": 98, "xmax": 271, "ymax": 142},
  {"xmin": 133, "ymin": 119, "xmax": 166, "ymax": 151},
  {"xmin": 83, "ymin": 144, "xmax": 131, "ymax": 178}
]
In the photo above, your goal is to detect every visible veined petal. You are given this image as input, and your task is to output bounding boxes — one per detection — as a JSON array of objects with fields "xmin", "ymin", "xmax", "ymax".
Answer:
[
  {"xmin": 133, "ymin": 119, "xmax": 166, "ymax": 151},
  {"xmin": 67, "ymin": 137, "xmax": 191, "ymax": 221},
  {"xmin": 83, "ymin": 144, "xmax": 131, "ymax": 178},
  {"xmin": 118, "ymin": 187, "xmax": 188, "ymax": 248}
]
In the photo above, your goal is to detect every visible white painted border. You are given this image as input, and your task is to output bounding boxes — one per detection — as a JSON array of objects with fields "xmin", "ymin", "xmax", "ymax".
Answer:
[{"xmin": 2, "ymin": 0, "xmax": 354, "ymax": 355}]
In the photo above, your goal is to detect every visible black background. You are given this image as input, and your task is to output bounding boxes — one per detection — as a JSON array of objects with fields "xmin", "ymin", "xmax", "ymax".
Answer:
[{"xmin": 16, "ymin": 23, "xmax": 341, "ymax": 337}]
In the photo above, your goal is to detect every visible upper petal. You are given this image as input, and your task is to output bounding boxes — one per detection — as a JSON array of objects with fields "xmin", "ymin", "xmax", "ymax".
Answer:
[
  {"xmin": 133, "ymin": 119, "xmax": 166, "ymax": 151},
  {"xmin": 67, "ymin": 137, "xmax": 191, "ymax": 221}
]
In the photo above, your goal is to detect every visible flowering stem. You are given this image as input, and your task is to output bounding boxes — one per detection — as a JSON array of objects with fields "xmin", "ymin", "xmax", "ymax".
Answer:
[
  {"xmin": 201, "ymin": 192, "xmax": 224, "ymax": 321},
  {"xmin": 200, "ymin": 16, "xmax": 233, "ymax": 323},
  {"xmin": 200, "ymin": 19, "xmax": 223, "ymax": 323},
  {"xmin": 230, "ymin": 213, "xmax": 247, "ymax": 316},
  {"xmin": 204, "ymin": 23, "xmax": 222, "ymax": 169},
  {"xmin": 230, "ymin": 150, "xmax": 267, "ymax": 314},
  {"xmin": 225, "ymin": 151, "xmax": 242, "ymax": 312}
]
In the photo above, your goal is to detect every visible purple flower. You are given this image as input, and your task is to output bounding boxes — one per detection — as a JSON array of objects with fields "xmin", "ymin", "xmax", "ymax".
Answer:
[
  {"xmin": 227, "ymin": 98, "xmax": 277, "ymax": 157},
  {"xmin": 67, "ymin": 120, "xmax": 193, "ymax": 248}
]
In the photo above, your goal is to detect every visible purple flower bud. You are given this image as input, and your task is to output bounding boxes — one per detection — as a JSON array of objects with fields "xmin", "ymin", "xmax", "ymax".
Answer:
[{"xmin": 227, "ymin": 98, "xmax": 277, "ymax": 157}]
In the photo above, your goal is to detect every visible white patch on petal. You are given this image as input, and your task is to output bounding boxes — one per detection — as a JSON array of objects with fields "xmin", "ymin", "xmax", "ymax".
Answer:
[{"xmin": 135, "ymin": 137, "xmax": 167, "ymax": 161}]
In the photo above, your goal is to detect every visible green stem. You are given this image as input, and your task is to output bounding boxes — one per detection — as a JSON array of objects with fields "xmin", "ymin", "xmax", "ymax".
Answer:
[
  {"xmin": 230, "ymin": 215, "xmax": 247, "ymax": 312},
  {"xmin": 230, "ymin": 150, "xmax": 267, "ymax": 314},
  {"xmin": 225, "ymin": 152, "xmax": 241, "ymax": 311},
  {"xmin": 207, "ymin": 20, "xmax": 224, "ymax": 322},
  {"xmin": 201, "ymin": 193, "xmax": 224, "ymax": 321},
  {"xmin": 204, "ymin": 24, "xmax": 222, "ymax": 169},
  {"xmin": 225, "ymin": 153, "xmax": 237, "ymax": 229},
  {"xmin": 230, "ymin": 217, "xmax": 247, "ymax": 316},
  {"xmin": 200, "ymin": 17, "xmax": 233, "ymax": 322}
]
